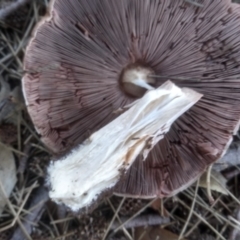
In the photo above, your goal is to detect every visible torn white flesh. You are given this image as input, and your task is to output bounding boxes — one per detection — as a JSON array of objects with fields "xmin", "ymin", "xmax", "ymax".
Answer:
[{"xmin": 48, "ymin": 80, "xmax": 202, "ymax": 212}]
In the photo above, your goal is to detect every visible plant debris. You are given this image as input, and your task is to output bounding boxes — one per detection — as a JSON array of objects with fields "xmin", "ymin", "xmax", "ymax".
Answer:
[{"xmin": 0, "ymin": 144, "xmax": 16, "ymax": 215}]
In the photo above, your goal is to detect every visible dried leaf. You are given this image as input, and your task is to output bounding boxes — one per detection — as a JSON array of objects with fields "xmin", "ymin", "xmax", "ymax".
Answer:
[
  {"xmin": 0, "ymin": 144, "xmax": 16, "ymax": 215},
  {"xmin": 135, "ymin": 227, "xmax": 187, "ymax": 240},
  {"xmin": 198, "ymin": 170, "xmax": 228, "ymax": 195}
]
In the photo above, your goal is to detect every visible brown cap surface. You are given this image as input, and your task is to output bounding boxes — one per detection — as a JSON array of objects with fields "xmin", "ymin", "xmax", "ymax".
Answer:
[{"xmin": 23, "ymin": 0, "xmax": 240, "ymax": 198}]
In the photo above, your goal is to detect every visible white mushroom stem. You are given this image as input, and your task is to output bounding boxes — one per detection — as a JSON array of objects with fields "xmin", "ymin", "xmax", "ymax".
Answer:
[
  {"xmin": 47, "ymin": 80, "xmax": 203, "ymax": 212},
  {"xmin": 126, "ymin": 69, "xmax": 155, "ymax": 90},
  {"xmin": 120, "ymin": 65, "xmax": 156, "ymax": 97},
  {"xmin": 133, "ymin": 77, "xmax": 154, "ymax": 90}
]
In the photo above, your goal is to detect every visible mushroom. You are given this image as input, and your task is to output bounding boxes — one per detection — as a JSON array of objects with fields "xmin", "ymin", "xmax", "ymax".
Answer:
[
  {"xmin": 47, "ymin": 81, "xmax": 202, "ymax": 211},
  {"xmin": 23, "ymin": 0, "xmax": 240, "ymax": 209}
]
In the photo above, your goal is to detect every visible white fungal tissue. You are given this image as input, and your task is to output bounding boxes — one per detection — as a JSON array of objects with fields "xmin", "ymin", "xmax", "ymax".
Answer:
[{"xmin": 48, "ymin": 80, "xmax": 202, "ymax": 212}]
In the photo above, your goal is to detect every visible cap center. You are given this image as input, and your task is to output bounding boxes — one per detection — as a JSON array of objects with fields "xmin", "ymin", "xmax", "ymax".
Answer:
[{"xmin": 119, "ymin": 63, "xmax": 156, "ymax": 98}]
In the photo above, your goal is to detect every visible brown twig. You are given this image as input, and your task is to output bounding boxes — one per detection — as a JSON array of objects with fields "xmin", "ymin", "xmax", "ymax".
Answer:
[{"xmin": 111, "ymin": 214, "xmax": 170, "ymax": 229}]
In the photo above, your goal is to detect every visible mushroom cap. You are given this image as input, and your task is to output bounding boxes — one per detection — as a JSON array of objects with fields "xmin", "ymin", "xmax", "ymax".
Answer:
[{"xmin": 23, "ymin": 0, "xmax": 240, "ymax": 198}]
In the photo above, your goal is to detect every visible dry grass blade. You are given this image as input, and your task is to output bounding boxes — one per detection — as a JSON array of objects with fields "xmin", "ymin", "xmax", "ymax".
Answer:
[
  {"xmin": 178, "ymin": 178, "xmax": 200, "ymax": 240},
  {"xmin": 105, "ymin": 198, "xmax": 132, "ymax": 240},
  {"xmin": 10, "ymin": 186, "xmax": 49, "ymax": 240},
  {"xmin": 176, "ymin": 197, "xmax": 226, "ymax": 240},
  {"xmin": 206, "ymin": 165, "xmax": 214, "ymax": 203},
  {"xmin": 0, "ymin": 180, "xmax": 38, "ymax": 239}
]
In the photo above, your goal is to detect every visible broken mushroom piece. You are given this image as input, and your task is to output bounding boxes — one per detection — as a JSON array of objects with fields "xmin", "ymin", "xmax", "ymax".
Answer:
[
  {"xmin": 23, "ymin": 0, "xmax": 240, "ymax": 202},
  {"xmin": 48, "ymin": 81, "xmax": 202, "ymax": 211}
]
